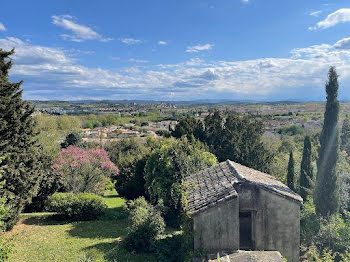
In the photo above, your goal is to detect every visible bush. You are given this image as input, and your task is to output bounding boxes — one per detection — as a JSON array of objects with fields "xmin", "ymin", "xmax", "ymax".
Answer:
[
  {"xmin": 106, "ymin": 138, "xmax": 149, "ymax": 199},
  {"xmin": 145, "ymin": 137, "xmax": 216, "ymax": 225},
  {"xmin": 155, "ymin": 233, "xmax": 184, "ymax": 262},
  {"xmin": 123, "ymin": 197, "xmax": 165, "ymax": 253},
  {"xmin": 314, "ymin": 213, "xmax": 350, "ymax": 256},
  {"xmin": 52, "ymin": 146, "xmax": 118, "ymax": 195},
  {"xmin": 278, "ymin": 125, "xmax": 304, "ymax": 136},
  {"xmin": 46, "ymin": 193, "xmax": 107, "ymax": 220},
  {"xmin": 300, "ymin": 197, "xmax": 320, "ymax": 246}
]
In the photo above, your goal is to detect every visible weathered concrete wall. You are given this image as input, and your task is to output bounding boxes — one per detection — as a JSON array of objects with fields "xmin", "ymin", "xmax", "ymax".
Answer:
[
  {"xmin": 193, "ymin": 198, "xmax": 239, "ymax": 253},
  {"xmin": 235, "ymin": 184, "xmax": 300, "ymax": 262},
  {"xmin": 259, "ymin": 189, "xmax": 300, "ymax": 262}
]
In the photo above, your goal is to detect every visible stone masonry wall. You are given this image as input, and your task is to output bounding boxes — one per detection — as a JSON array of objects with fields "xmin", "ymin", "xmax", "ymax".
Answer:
[{"xmin": 193, "ymin": 197, "xmax": 239, "ymax": 253}]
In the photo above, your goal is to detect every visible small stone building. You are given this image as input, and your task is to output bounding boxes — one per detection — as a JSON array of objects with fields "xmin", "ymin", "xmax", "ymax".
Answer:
[{"xmin": 184, "ymin": 160, "xmax": 303, "ymax": 262}]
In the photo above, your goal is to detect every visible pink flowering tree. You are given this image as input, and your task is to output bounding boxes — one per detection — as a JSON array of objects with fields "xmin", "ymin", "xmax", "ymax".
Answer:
[{"xmin": 52, "ymin": 146, "xmax": 119, "ymax": 194}]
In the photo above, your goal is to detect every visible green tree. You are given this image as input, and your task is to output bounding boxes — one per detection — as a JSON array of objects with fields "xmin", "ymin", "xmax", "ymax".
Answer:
[
  {"xmin": 106, "ymin": 138, "xmax": 150, "ymax": 199},
  {"xmin": 287, "ymin": 151, "xmax": 295, "ymax": 191},
  {"xmin": 314, "ymin": 67, "xmax": 340, "ymax": 216},
  {"xmin": 0, "ymin": 49, "xmax": 43, "ymax": 230},
  {"xmin": 340, "ymin": 115, "xmax": 350, "ymax": 154},
  {"xmin": 171, "ymin": 116, "xmax": 206, "ymax": 141},
  {"xmin": 0, "ymin": 156, "xmax": 13, "ymax": 262},
  {"xmin": 300, "ymin": 136, "xmax": 314, "ymax": 200},
  {"xmin": 145, "ymin": 137, "xmax": 217, "ymax": 223},
  {"xmin": 61, "ymin": 132, "xmax": 84, "ymax": 148},
  {"xmin": 205, "ymin": 111, "xmax": 273, "ymax": 172}
]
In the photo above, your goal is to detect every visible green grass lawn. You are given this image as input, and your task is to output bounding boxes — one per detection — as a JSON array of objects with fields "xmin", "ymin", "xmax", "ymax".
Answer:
[{"xmin": 3, "ymin": 192, "xmax": 157, "ymax": 262}]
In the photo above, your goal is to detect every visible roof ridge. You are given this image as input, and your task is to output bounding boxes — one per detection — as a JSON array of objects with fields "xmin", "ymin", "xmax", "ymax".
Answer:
[{"xmin": 226, "ymin": 160, "xmax": 246, "ymax": 182}]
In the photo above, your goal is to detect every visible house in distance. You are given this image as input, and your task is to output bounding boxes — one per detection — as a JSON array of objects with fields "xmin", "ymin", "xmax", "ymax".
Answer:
[{"xmin": 184, "ymin": 160, "xmax": 303, "ymax": 262}]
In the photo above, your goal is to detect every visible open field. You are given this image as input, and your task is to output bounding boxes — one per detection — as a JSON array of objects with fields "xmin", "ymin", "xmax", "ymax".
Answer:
[{"xmin": 3, "ymin": 192, "xmax": 157, "ymax": 262}]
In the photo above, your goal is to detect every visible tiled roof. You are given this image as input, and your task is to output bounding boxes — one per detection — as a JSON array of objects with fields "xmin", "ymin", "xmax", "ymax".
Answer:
[
  {"xmin": 228, "ymin": 161, "xmax": 303, "ymax": 204},
  {"xmin": 184, "ymin": 160, "xmax": 302, "ymax": 216},
  {"xmin": 185, "ymin": 161, "xmax": 238, "ymax": 216}
]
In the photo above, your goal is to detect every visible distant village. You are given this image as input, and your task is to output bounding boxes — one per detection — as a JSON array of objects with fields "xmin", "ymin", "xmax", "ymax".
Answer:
[{"xmin": 31, "ymin": 100, "xmax": 350, "ymax": 143}]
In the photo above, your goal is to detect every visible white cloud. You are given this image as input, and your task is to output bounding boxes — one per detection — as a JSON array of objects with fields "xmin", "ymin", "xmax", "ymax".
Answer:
[
  {"xmin": 3, "ymin": 36, "xmax": 350, "ymax": 100},
  {"xmin": 334, "ymin": 37, "xmax": 350, "ymax": 50},
  {"xmin": 52, "ymin": 15, "xmax": 112, "ymax": 42},
  {"xmin": 120, "ymin": 38, "xmax": 142, "ymax": 45},
  {"xmin": 128, "ymin": 58, "xmax": 149, "ymax": 63},
  {"xmin": 0, "ymin": 22, "xmax": 6, "ymax": 32},
  {"xmin": 158, "ymin": 41, "xmax": 167, "ymax": 45},
  {"xmin": 186, "ymin": 44, "xmax": 214, "ymax": 53},
  {"xmin": 0, "ymin": 37, "xmax": 72, "ymax": 65},
  {"xmin": 241, "ymin": 0, "xmax": 249, "ymax": 3},
  {"xmin": 309, "ymin": 10, "xmax": 322, "ymax": 17},
  {"xmin": 309, "ymin": 8, "xmax": 350, "ymax": 30}
]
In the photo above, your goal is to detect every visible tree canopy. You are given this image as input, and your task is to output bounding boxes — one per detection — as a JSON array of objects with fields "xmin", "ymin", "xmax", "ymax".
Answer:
[
  {"xmin": 172, "ymin": 111, "xmax": 273, "ymax": 172},
  {"xmin": 144, "ymin": 137, "xmax": 217, "ymax": 223},
  {"xmin": 0, "ymin": 49, "xmax": 43, "ymax": 230}
]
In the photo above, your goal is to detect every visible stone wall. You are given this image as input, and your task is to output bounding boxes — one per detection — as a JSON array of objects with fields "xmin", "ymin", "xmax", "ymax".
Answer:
[
  {"xmin": 235, "ymin": 184, "xmax": 300, "ymax": 262},
  {"xmin": 193, "ymin": 197, "xmax": 239, "ymax": 253}
]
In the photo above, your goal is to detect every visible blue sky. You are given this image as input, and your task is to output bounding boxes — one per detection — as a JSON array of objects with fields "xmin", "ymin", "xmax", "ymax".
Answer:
[{"xmin": 1, "ymin": 0, "xmax": 350, "ymax": 101}]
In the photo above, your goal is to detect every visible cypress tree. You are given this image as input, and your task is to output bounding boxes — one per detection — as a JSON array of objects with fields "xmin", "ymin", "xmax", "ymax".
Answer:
[
  {"xmin": 299, "ymin": 136, "xmax": 313, "ymax": 200},
  {"xmin": 0, "ymin": 49, "xmax": 43, "ymax": 230},
  {"xmin": 314, "ymin": 66, "xmax": 340, "ymax": 216},
  {"xmin": 287, "ymin": 151, "xmax": 295, "ymax": 191}
]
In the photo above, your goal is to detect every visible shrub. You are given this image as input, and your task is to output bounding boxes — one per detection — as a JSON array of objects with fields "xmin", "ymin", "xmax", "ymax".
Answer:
[
  {"xmin": 155, "ymin": 233, "xmax": 184, "ymax": 262},
  {"xmin": 46, "ymin": 193, "xmax": 107, "ymax": 220},
  {"xmin": 106, "ymin": 138, "xmax": 149, "ymax": 199},
  {"xmin": 314, "ymin": 213, "xmax": 350, "ymax": 256},
  {"xmin": 52, "ymin": 146, "xmax": 118, "ymax": 195},
  {"xmin": 300, "ymin": 197, "xmax": 320, "ymax": 246},
  {"xmin": 145, "ymin": 137, "xmax": 216, "ymax": 224},
  {"xmin": 278, "ymin": 125, "xmax": 304, "ymax": 136},
  {"xmin": 123, "ymin": 197, "xmax": 165, "ymax": 253}
]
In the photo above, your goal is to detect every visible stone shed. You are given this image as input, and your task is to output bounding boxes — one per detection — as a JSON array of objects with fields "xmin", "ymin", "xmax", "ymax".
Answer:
[{"xmin": 184, "ymin": 160, "xmax": 303, "ymax": 262}]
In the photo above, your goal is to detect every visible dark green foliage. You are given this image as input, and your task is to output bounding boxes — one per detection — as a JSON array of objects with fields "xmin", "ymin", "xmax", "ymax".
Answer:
[
  {"xmin": 46, "ymin": 192, "xmax": 107, "ymax": 220},
  {"xmin": 314, "ymin": 67, "xmax": 340, "ymax": 216},
  {"xmin": 278, "ymin": 125, "xmax": 304, "ymax": 136},
  {"xmin": 106, "ymin": 138, "xmax": 149, "ymax": 199},
  {"xmin": 155, "ymin": 234, "xmax": 184, "ymax": 262},
  {"xmin": 0, "ymin": 158, "xmax": 14, "ymax": 261},
  {"xmin": 314, "ymin": 213, "xmax": 350, "ymax": 257},
  {"xmin": 144, "ymin": 137, "xmax": 217, "ymax": 224},
  {"xmin": 172, "ymin": 111, "xmax": 272, "ymax": 172},
  {"xmin": 155, "ymin": 130, "xmax": 171, "ymax": 138},
  {"xmin": 171, "ymin": 117, "xmax": 206, "ymax": 141},
  {"xmin": 24, "ymin": 168, "xmax": 62, "ymax": 212},
  {"xmin": 205, "ymin": 111, "xmax": 273, "ymax": 172},
  {"xmin": 287, "ymin": 151, "xmax": 295, "ymax": 191},
  {"xmin": 61, "ymin": 132, "xmax": 84, "ymax": 148},
  {"xmin": 300, "ymin": 136, "xmax": 314, "ymax": 200},
  {"xmin": 0, "ymin": 49, "xmax": 43, "ymax": 230},
  {"xmin": 341, "ymin": 115, "xmax": 350, "ymax": 154},
  {"xmin": 300, "ymin": 197, "xmax": 320, "ymax": 247},
  {"xmin": 123, "ymin": 197, "xmax": 165, "ymax": 253}
]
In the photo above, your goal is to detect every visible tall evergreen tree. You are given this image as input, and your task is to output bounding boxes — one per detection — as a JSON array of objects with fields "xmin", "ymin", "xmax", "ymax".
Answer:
[
  {"xmin": 0, "ymin": 49, "xmax": 43, "ymax": 229},
  {"xmin": 287, "ymin": 151, "xmax": 295, "ymax": 191},
  {"xmin": 299, "ymin": 136, "xmax": 314, "ymax": 200},
  {"xmin": 314, "ymin": 66, "xmax": 340, "ymax": 216},
  {"xmin": 340, "ymin": 115, "xmax": 350, "ymax": 154}
]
